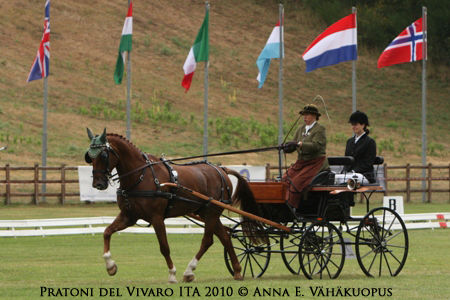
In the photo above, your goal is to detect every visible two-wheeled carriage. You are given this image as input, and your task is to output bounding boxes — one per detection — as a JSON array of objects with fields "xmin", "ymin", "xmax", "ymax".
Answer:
[{"xmin": 222, "ymin": 156, "xmax": 409, "ymax": 279}]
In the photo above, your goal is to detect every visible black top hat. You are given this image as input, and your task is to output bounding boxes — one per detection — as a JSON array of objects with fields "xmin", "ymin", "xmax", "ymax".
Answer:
[
  {"xmin": 348, "ymin": 111, "xmax": 369, "ymax": 126},
  {"xmin": 299, "ymin": 104, "xmax": 321, "ymax": 116}
]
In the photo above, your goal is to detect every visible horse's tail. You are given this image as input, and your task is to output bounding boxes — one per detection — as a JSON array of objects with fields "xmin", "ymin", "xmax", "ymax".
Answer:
[{"xmin": 225, "ymin": 168, "xmax": 268, "ymax": 245}]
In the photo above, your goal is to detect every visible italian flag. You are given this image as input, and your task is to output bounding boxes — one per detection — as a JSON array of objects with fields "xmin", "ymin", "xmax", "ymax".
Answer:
[
  {"xmin": 181, "ymin": 10, "xmax": 209, "ymax": 92},
  {"xmin": 114, "ymin": 2, "xmax": 133, "ymax": 84}
]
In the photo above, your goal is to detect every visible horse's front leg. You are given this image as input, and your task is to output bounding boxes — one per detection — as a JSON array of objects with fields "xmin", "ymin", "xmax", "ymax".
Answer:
[
  {"xmin": 103, "ymin": 211, "xmax": 135, "ymax": 276},
  {"xmin": 152, "ymin": 215, "xmax": 177, "ymax": 284}
]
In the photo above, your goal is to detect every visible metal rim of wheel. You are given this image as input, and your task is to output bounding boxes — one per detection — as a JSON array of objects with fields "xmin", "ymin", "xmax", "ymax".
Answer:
[
  {"xmin": 224, "ymin": 223, "xmax": 271, "ymax": 278},
  {"xmin": 299, "ymin": 222, "xmax": 346, "ymax": 279},
  {"xmin": 280, "ymin": 222, "xmax": 304, "ymax": 275},
  {"xmin": 355, "ymin": 207, "xmax": 409, "ymax": 277}
]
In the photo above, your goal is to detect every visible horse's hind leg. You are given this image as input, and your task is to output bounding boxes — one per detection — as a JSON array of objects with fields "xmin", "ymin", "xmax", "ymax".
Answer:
[
  {"xmin": 214, "ymin": 221, "xmax": 243, "ymax": 280},
  {"xmin": 103, "ymin": 211, "xmax": 135, "ymax": 276},
  {"xmin": 183, "ymin": 214, "xmax": 219, "ymax": 282}
]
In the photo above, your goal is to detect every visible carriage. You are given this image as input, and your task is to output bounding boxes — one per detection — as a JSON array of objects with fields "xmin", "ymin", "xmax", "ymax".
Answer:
[
  {"xmin": 220, "ymin": 156, "xmax": 409, "ymax": 279},
  {"xmin": 85, "ymin": 129, "xmax": 408, "ymax": 282}
]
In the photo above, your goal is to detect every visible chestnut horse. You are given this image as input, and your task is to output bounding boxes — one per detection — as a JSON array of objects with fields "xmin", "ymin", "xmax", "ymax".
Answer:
[{"xmin": 84, "ymin": 128, "xmax": 264, "ymax": 283}]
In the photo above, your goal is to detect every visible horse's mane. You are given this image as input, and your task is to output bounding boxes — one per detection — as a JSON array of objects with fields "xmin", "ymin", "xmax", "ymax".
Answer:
[{"xmin": 106, "ymin": 133, "xmax": 143, "ymax": 153}]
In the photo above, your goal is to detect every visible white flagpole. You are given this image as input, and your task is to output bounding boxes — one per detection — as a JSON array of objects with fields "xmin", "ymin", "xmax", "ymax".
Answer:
[
  {"xmin": 126, "ymin": 0, "xmax": 131, "ymax": 140},
  {"xmin": 352, "ymin": 7, "xmax": 357, "ymax": 112},
  {"xmin": 203, "ymin": 1, "xmax": 210, "ymax": 159},
  {"xmin": 421, "ymin": 7, "xmax": 427, "ymax": 202},
  {"xmin": 277, "ymin": 4, "xmax": 284, "ymax": 178}
]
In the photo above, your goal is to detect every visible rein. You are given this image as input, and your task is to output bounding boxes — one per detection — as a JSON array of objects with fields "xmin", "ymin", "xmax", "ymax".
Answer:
[{"xmin": 112, "ymin": 145, "xmax": 283, "ymax": 182}]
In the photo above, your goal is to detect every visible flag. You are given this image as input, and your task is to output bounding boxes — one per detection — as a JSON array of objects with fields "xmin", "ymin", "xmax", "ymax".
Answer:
[
  {"xmin": 256, "ymin": 20, "xmax": 284, "ymax": 88},
  {"xmin": 302, "ymin": 13, "xmax": 357, "ymax": 72},
  {"xmin": 181, "ymin": 10, "xmax": 209, "ymax": 92},
  {"xmin": 378, "ymin": 18, "xmax": 424, "ymax": 68},
  {"xmin": 27, "ymin": 0, "xmax": 50, "ymax": 82},
  {"xmin": 114, "ymin": 1, "xmax": 133, "ymax": 84}
]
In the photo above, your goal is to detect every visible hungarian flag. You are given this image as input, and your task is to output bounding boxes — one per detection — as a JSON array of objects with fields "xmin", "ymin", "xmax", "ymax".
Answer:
[
  {"xmin": 181, "ymin": 10, "xmax": 209, "ymax": 92},
  {"xmin": 378, "ymin": 18, "xmax": 424, "ymax": 68},
  {"xmin": 114, "ymin": 2, "xmax": 133, "ymax": 84},
  {"xmin": 27, "ymin": 0, "xmax": 51, "ymax": 82}
]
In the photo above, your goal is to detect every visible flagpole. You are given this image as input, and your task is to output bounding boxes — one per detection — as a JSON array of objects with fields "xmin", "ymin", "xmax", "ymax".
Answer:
[
  {"xmin": 126, "ymin": 0, "xmax": 131, "ymax": 140},
  {"xmin": 421, "ymin": 6, "xmax": 427, "ymax": 203},
  {"xmin": 352, "ymin": 7, "xmax": 357, "ymax": 112},
  {"xmin": 203, "ymin": 1, "xmax": 210, "ymax": 159},
  {"xmin": 277, "ymin": 4, "xmax": 284, "ymax": 178},
  {"xmin": 41, "ymin": 76, "xmax": 48, "ymax": 204}
]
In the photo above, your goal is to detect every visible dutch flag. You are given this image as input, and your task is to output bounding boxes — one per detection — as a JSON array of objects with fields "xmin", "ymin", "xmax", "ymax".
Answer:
[{"xmin": 302, "ymin": 13, "xmax": 357, "ymax": 72}]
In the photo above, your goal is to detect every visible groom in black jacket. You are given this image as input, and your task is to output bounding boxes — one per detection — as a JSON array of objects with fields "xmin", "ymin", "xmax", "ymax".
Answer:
[{"xmin": 344, "ymin": 111, "xmax": 377, "ymax": 183}]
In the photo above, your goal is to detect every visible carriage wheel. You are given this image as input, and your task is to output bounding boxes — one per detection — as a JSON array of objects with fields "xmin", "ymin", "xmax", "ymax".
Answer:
[
  {"xmin": 280, "ymin": 222, "xmax": 305, "ymax": 274},
  {"xmin": 299, "ymin": 222, "xmax": 345, "ymax": 279},
  {"xmin": 224, "ymin": 223, "xmax": 271, "ymax": 278},
  {"xmin": 355, "ymin": 207, "xmax": 408, "ymax": 277}
]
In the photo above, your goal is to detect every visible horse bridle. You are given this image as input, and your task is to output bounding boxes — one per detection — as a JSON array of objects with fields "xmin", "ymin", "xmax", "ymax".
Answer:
[{"xmin": 85, "ymin": 142, "xmax": 120, "ymax": 179}]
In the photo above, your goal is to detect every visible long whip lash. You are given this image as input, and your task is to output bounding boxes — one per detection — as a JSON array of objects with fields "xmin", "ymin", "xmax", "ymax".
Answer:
[{"xmin": 311, "ymin": 95, "xmax": 335, "ymax": 139}]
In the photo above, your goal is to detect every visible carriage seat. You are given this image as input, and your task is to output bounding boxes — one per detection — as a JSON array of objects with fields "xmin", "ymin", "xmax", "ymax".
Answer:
[
  {"xmin": 309, "ymin": 156, "xmax": 384, "ymax": 186},
  {"xmin": 309, "ymin": 156, "xmax": 355, "ymax": 186}
]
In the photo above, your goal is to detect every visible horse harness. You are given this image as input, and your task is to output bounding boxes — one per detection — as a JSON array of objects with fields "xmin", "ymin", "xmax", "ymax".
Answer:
[
  {"xmin": 114, "ymin": 154, "xmax": 232, "ymax": 218},
  {"xmin": 86, "ymin": 134, "xmax": 233, "ymax": 217}
]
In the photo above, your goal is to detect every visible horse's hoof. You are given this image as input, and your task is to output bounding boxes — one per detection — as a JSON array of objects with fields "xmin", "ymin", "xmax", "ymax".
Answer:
[
  {"xmin": 168, "ymin": 279, "xmax": 178, "ymax": 284},
  {"xmin": 107, "ymin": 264, "xmax": 117, "ymax": 276},
  {"xmin": 234, "ymin": 275, "xmax": 244, "ymax": 281},
  {"xmin": 183, "ymin": 275, "xmax": 195, "ymax": 282}
]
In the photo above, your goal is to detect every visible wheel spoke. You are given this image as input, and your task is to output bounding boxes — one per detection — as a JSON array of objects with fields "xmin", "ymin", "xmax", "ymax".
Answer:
[
  {"xmin": 386, "ymin": 248, "xmax": 404, "ymax": 265},
  {"xmin": 385, "ymin": 229, "xmax": 404, "ymax": 242},
  {"xmin": 382, "ymin": 250, "xmax": 393, "ymax": 276}
]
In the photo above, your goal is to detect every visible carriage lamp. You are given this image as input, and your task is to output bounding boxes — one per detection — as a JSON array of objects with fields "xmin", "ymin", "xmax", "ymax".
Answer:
[
  {"xmin": 347, "ymin": 178, "xmax": 361, "ymax": 190},
  {"xmin": 347, "ymin": 172, "xmax": 360, "ymax": 190}
]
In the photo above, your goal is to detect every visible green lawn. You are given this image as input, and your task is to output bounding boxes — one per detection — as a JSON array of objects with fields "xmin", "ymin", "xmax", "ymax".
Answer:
[
  {"xmin": 0, "ymin": 228, "xmax": 449, "ymax": 299},
  {"xmin": 1, "ymin": 201, "xmax": 449, "ymax": 220}
]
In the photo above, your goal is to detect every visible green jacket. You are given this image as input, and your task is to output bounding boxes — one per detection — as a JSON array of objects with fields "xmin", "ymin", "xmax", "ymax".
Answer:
[{"xmin": 292, "ymin": 122, "xmax": 330, "ymax": 171}]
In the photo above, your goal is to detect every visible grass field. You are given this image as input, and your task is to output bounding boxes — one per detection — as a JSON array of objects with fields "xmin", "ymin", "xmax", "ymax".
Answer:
[
  {"xmin": 1, "ymin": 200, "xmax": 450, "ymax": 220},
  {"xmin": 1, "ymin": 202, "xmax": 450, "ymax": 299},
  {"xmin": 1, "ymin": 229, "xmax": 449, "ymax": 300}
]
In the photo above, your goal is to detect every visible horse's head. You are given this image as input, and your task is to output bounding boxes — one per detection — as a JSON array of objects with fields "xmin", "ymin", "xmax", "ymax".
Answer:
[{"xmin": 85, "ymin": 128, "xmax": 119, "ymax": 190}]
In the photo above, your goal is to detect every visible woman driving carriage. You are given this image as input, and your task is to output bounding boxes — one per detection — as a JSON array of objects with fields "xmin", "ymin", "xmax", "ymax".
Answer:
[
  {"xmin": 343, "ymin": 111, "xmax": 377, "ymax": 183},
  {"xmin": 282, "ymin": 104, "xmax": 330, "ymax": 208}
]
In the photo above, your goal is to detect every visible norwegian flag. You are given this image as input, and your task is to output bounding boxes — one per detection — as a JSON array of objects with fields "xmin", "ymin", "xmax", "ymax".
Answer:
[
  {"xmin": 378, "ymin": 18, "xmax": 424, "ymax": 68},
  {"xmin": 27, "ymin": 0, "xmax": 50, "ymax": 82}
]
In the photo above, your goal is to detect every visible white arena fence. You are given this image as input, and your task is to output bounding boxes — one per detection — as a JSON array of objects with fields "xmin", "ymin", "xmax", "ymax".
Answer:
[{"xmin": 0, "ymin": 213, "xmax": 448, "ymax": 238}]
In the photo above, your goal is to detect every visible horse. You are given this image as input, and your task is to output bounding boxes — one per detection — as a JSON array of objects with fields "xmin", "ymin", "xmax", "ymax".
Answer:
[{"xmin": 84, "ymin": 128, "xmax": 265, "ymax": 283}]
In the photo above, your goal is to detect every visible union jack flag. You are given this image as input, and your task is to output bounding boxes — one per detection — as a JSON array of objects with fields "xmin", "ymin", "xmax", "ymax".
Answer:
[
  {"xmin": 378, "ymin": 18, "xmax": 424, "ymax": 68},
  {"xmin": 27, "ymin": 0, "xmax": 50, "ymax": 82}
]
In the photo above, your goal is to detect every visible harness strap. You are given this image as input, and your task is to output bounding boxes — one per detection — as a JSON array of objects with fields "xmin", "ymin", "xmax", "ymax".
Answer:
[
  {"xmin": 206, "ymin": 162, "xmax": 231, "ymax": 204},
  {"xmin": 219, "ymin": 166, "xmax": 233, "ymax": 201},
  {"xmin": 159, "ymin": 158, "xmax": 179, "ymax": 217},
  {"xmin": 116, "ymin": 189, "xmax": 203, "ymax": 207}
]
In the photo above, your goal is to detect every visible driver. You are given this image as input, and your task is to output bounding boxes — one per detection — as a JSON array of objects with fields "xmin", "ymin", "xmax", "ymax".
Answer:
[{"xmin": 282, "ymin": 104, "xmax": 329, "ymax": 209}]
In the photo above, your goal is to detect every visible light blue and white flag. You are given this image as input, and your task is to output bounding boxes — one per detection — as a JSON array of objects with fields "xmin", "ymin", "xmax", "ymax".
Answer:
[{"xmin": 256, "ymin": 20, "xmax": 283, "ymax": 88}]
